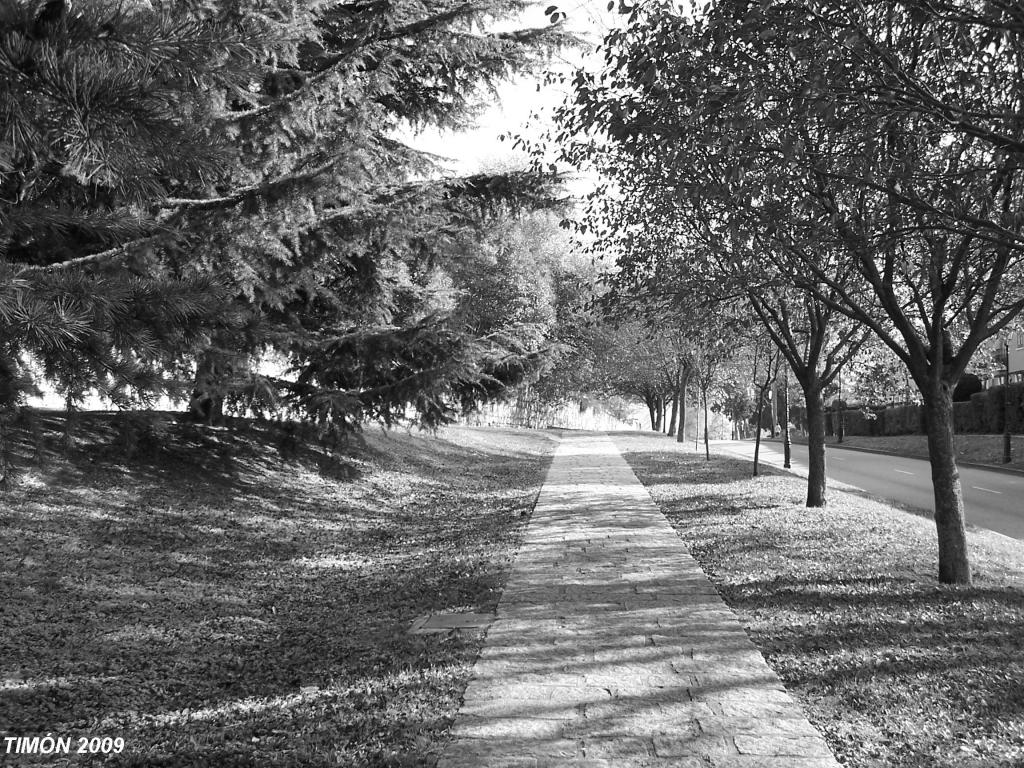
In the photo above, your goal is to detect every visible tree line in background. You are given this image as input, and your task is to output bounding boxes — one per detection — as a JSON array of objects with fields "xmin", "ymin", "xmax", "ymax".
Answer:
[{"xmin": 538, "ymin": 0, "xmax": 1024, "ymax": 585}]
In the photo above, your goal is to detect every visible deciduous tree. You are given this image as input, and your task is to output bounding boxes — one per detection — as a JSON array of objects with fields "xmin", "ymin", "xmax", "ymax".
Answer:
[{"xmin": 553, "ymin": 0, "xmax": 1024, "ymax": 583}]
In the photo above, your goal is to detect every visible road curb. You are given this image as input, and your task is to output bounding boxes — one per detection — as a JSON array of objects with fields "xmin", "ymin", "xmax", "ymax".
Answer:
[{"xmin": 764, "ymin": 438, "xmax": 1024, "ymax": 477}]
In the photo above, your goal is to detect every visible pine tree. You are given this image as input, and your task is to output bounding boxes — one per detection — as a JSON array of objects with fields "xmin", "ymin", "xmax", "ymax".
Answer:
[
  {"xmin": 2, "ymin": 0, "xmax": 573, "ymax": 431},
  {"xmin": 0, "ymin": 0, "xmax": 276, "ymax": 406},
  {"xmin": 171, "ymin": 0, "xmax": 573, "ymax": 428}
]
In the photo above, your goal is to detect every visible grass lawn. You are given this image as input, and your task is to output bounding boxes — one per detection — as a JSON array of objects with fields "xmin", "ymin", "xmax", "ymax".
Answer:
[
  {"xmin": 614, "ymin": 431, "xmax": 1024, "ymax": 768},
  {"xmin": 777, "ymin": 432, "xmax": 1024, "ymax": 472},
  {"xmin": 1, "ymin": 414, "xmax": 556, "ymax": 767}
]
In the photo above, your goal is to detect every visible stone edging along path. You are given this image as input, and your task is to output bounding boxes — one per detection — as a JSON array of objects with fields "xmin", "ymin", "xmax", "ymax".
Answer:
[{"xmin": 437, "ymin": 433, "xmax": 840, "ymax": 768}]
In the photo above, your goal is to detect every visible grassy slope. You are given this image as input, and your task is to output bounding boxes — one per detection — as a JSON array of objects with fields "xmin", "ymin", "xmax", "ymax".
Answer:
[
  {"xmin": 613, "ymin": 431, "xmax": 1024, "ymax": 768},
  {"xmin": 0, "ymin": 414, "xmax": 556, "ymax": 767}
]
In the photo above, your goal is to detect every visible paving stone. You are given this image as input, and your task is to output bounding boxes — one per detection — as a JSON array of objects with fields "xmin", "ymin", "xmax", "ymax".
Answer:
[
  {"xmin": 717, "ymin": 699, "xmax": 805, "ymax": 718},
  {"xmin": 698, "ymin": 717, "xmax": 824, "ymax": 740},
  {"xmin": 688, "ymin": 670, "xmax": 785, "ymax": 690},
  {"xmin": 586, "ymin": 675, "xmax": 686, "ymax": 693},
  {"xmin": 575, "ymin": 736, "xmax": 655, "ymax": 758},
  {"xmin": 570, "ymin": 709, "xmax": 702, "ymax": 741},
  {"xmin": 437, "ymin": 755, "xmax": 539, "ymax": 768},
  {"xmin": 587, "ymin": 645, "xmax": 689, "ymax": 664},
  {"xmin": 710, "ymin": 757, "xmax": 841, "ymax": 768},
  {"xmin": 651, "ymin": 732, "xmax": 735, "ymax": 759},
  {"xmin": 471, "ymin": 658, "xmax": 580, "ymax": 678},
  {"xmin": 578, "ymin": 661, "xmax": 679, "ymax": 679},
  {"xmin": 436, "ymin": 434, "xmax": 841, "ymax": 768},
  {"xmin": 733, "ymin": 734, "xmax": 834, "ymax": 758},
  {"xmin": 481, "ymin": 671, "xmax": 597, "ymax": 688},
  {"xmin": 693, "ymin": 687, "xmax": 794, "ymax": 706},
  {"xmin": 439, "ymin": 739, "xmax": 582, "ymax": 766},
  {"xmin": 463, "ymin": 682, "xmax": 611, "ymax": 702},
  {"xmin": 475, "ymin": 646, "xmax": 583, "ymax": 664},
  {"xmin": 458, "ymin": 697, "xmax": 582, "ymax": 720},
  {"xmin": 581, "ymin": 699, "xmax": 715, "ymax": 727}
]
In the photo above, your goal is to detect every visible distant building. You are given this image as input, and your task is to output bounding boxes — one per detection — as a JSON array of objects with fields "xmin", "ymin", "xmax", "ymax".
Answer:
[{"xmin": 983, "ymin": 331, "xmax": 1024, "ymax": 387}]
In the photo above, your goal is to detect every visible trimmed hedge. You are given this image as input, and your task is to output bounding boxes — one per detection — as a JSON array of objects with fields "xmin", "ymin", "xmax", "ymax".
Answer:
[
  {"xmin": 841, "ymin": 406, "xmax": 885, "ymax": 437},
  {"xmin": 953, "ymin": 400, "xmax": 977, "ymax": 433},
  {"xmin": 790, "ymin": 383, "xmax": 1024, "ymax": 436},
  {"xmin": 883, "ymin": 404, "xmax": 926, "ymax": 435},
  {"xmin": 1004, "ymin": 382, "xmax": 1024, "ymax": 433},
  {"xmin": 829, "ymin": 383, "xmax": 1024, "ymax": 436}
]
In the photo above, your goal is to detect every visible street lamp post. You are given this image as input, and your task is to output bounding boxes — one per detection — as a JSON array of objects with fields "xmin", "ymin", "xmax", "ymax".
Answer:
[
  {"xmin": 1004, "ymin": 338, "xmax": 1012, "ymax": 464},
  {"xmin": 783, "ymin": 366, "xmax": 791, "ymax": 468}
]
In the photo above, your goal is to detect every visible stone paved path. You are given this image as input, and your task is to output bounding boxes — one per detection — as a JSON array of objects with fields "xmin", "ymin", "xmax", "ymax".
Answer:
[{"xmin": 438, "ymin": 433, "xmax": 841, "ymax": 768}]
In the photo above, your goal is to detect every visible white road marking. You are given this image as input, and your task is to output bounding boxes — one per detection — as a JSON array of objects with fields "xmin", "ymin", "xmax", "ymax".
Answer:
[
  {"xmin": 832, "ymin": 457, "xmax": 845, "ymax": 461},
  {"xmin": 894, "ymin": 469, "xmax": 914, "ymax": 475},
  {"xmin": 971, "ymin": 486, "xmax": 1003, "ymax": 495}
]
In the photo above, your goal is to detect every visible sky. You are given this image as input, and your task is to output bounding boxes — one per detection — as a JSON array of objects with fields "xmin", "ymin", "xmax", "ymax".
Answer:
[{"xmin": 404, "ymin": 0, "xmax": 615, "ymax": 177}]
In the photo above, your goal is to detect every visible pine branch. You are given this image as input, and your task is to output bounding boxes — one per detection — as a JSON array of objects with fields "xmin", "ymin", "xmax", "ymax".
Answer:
[
  {"xmin": 157, "ymin": 134, "xmax": 433, "ymax": 214},
  {"xmin": 160, "ymin": 156, "xmax": 345, "ymax": 210},
  {"xmin": 17, "ymin": 235, "xmax": 163, "ymax": 274},
  {"xmin": 219, "ymin": 3, "xmax": 492, "ymax": 123},
  {"xmin": 12, "ymin": 168, "xmax": 555, "ymax": 275},
  {"xmin": 304, "ymin": 170, "xmax": 564, "ymax": 232}
]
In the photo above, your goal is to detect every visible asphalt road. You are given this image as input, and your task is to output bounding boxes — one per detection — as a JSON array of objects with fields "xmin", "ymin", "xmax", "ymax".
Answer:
[{"xmin": 712, "ymin": 439, "xmax": 1024, "ymax": 541}]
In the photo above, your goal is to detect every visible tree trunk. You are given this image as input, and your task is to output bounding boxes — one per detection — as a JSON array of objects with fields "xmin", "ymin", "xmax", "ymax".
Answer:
[
  {"xmin": 62, "ymin": 395, "xmax": 77, "ymax": 454},
  {"xmin": 754, "ymin": 359, "xmax": 777, "ymax": 475},
  {"xmin": 782, "ymin": 376, "xmax": 791, "ymax": 469},
  {"xmin": 668, "ymin": 391, "xmax": 679, "ymax": 436},
  {"xmin": 654, "ymin": 397, "xmax": 663, "ymax": 432},
  {"xmin": 753, "ymin": 389, "xmax": 765, "ymax": 476},
  {"xmin": 0, "ymin": 409, "xmax": 12, "ymax": 490},
  {"xmin": 646, "ymin": 396, "xmax": 657, "ymax": 431},
  {"xmin": 769, "ymin": 379, "xmax": 778, "ymax": 437},
  {"xmin": 922, "ymin": 385, "xmax": 972, "ymax": 585},
  {"xmin": 694, "ymin": 401, "xmax": 699, "ymax": 451},
  {"xmin": 676, "ymin": 377, "xmax": 688, "ymax": 444},
  {"xmin": 191, "ymin": 351, "xmax": 226, "ymax": 425},
  {"xmin": 805, "ymin": 387, "xmax": 827, "ymax": 507},
  {"xmin": 702, "ymin": 386, "xmax": 710, "ymax": 460}
]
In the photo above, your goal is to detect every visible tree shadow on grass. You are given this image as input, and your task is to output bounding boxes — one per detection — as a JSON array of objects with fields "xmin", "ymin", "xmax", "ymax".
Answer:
[
  {"xmin": 743, "ymin": 579, "xmax": 1024, "ymax": 721},
  {"xmin": 2, "ymin": 550, "xmax": 522, "ymax": 767},
  {"xmin": 7, "ymin": 410, "xmax": 364, "ymax": 491},
  {"xmin": 8, "ymin": 413, "xmax": 558, "ymax": 497},
  {"xmin": 615, "ymin": 450, "xmax": 774, "ymax": 488},
  {"xmin": 1, "ymin": 420, "xmax": 555, "ymax": 767}
]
